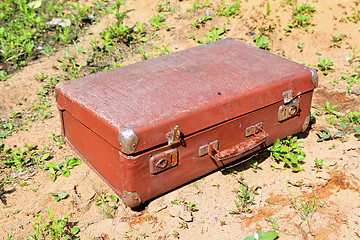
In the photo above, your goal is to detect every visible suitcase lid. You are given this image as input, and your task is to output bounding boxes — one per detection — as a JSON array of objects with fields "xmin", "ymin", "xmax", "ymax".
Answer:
[{"xmin": 56, "ymin": 38, "xmax": 316, "ymax": 155}]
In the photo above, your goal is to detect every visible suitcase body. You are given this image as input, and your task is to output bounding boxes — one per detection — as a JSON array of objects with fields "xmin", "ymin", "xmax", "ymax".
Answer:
[{"xmin": 56, "ymin": 39, "xmax": 317, "ymax": 207}]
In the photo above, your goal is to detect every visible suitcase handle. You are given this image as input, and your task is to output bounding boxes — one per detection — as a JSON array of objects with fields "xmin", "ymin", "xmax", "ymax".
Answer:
[{"xmin": 208, "ymin": 127, "xmax": 268, "ymax": 161}]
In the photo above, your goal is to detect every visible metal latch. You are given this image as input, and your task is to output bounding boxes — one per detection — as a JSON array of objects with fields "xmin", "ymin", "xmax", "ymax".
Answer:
[
  {"xmin": 278, "ymin": 100, "xmax": 300, "ymax": 121},
  {"xmin": 199, "ymin": 140, "xmax": 219, "ymax": 157},
  {"xmin": 245, "ymin": 122, "xmax": 263, "ymax": 137},
  {"xmin": 149, "ymin": 149, "xmax": 178, "ymax": 174},
  {"xmin": 166, "ymin": 125, "xmax": 181, "ymax": 145},
  {"xmin": 278, "ymin": 90, "xmax": 301, "ymax": 121}
]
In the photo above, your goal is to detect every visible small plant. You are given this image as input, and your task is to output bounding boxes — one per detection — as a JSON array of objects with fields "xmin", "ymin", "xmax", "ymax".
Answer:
[
  {"xmin": 292, "ymin": 3, "xmax": 316, "ymax": 27},
  {"xmin": 347, "ymin": 45, "xmax": 360, "ymax": 65},
  {"xmin": 347, "ymin": 8, "xmax": 360, "ymax": 23},
  {"xmin": 249, "ymin": 161, "xmax": 262, "ymax": 172},
  {"xmin": 155, "ymin": 44, "xmax": 172, "ymax": 56},
  {"xmin": 315, "ymin": 57, "xmax": 334, "ymax": 75},
  {"xmin": 244, "ymin": 230, "xmax": 278, "ymax": 240},
  {"xmin": 284, "ymin": 3, "xmax": 315, "ymax": 34},
  {"xmin": 330, "ymin": 34, "xmax": 346, "ymax": 48},
  {"xmin": 253, "ymin": 34, "xmax": 270, "ymax": 51},
  {"xmin": 216, "ymin": 1, "xmax": 241, "ymax": 18},
  {"xmin": 288, "ymin": 187, "xmax": 320, "ymax": 235},
  {"xmin": 94, "ymin": 189, "xmax": 119, "ymax": 219},
  {"xmin": 230, "ymin": 182, "xmax": 260, "ymax": 214},
  {"xmin": 149, "ymin": 13, "xmax": 165, "ymax": 31},
  {"xmin": 44, "ymin": 157, "xmax": 82, "ymax": 181},
  {"xmin": 314, "ymin": 158, "xmax": 324, "ymax": 170},
  {"xmin": 316, "ymin": 127, "xmax": 345, "ymax": 142},
  {"xmin": 186, "ymin": 0, "xmax": 210, "ymax": 12},
  {"xmin": 49, "ymin": 131, "xmax": 65, "ymax": 146},
  {"xmin": 28, "ymin": 210, "xmax": 80, "ymax": 239},
  {"xmin": 323, "ymin": 101, "xmax": 341, "ymax": 116},
  {"xmin": 269, "ymin": 136, "xmax": 306, "ymax": 172},
  {"xmin": 178, "ymin": 221, "xmax": 189, "ymax": 229},
  {"xmin": 191, "ymin": 16, "xmax": 212, "ymax": 28},
  {"xmin": 0, "ymin": 143, "xmax": 51, "ymax": 172},
  {"xmin": 267, "ymin": 216, "xmax": 296, "ymax": 236},
  {"xmin": 0, "ymin": 71, "xmax": 12, "ymax": 81},
  {"xmin": 197, "ymin": 25, "xmax": 227, "ymax": 44},
  {"xmin": 49, "ymin": 191, "xmax": 68, "ymax": 202},
  {"xmin": 297, "ymin": 42, "xmax": 304, "ymax": 52},
  {"xmin": 171, "ymin": 199, "xmax": 198, "ymax": 212},
  {"xmin": 172, "ymin": 230, "xmax": 180, "ymax": 239}
]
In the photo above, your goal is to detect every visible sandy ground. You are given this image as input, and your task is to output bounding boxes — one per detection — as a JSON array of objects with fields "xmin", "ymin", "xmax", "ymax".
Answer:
[{"xmin": 1, "ymin": 0, "xmax": 359, "ymax": 239}]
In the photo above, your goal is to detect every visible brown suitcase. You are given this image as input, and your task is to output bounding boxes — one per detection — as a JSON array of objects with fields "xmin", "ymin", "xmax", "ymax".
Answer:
[{"xmin": 55, "ymin": 38, "xmax": 317, "ymax": 208}]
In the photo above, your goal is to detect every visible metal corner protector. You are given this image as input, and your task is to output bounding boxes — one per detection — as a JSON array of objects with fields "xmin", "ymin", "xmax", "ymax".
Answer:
[{"xmin": 118, "ymin": 125, "xmax": 139, "ymax": 155}]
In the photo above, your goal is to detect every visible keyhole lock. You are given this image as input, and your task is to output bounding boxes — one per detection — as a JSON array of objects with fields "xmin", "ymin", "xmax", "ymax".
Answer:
[
  {"xmin": 288, "ymin": 106, "xmax": 297, "ymax": 115},
  {"xmin": 156, "ymin": 158, "xmax": 168, "ymax": 168},
  {"xmin": 149, "ymin": 149, "xmax": 178, "ymax": 174}
]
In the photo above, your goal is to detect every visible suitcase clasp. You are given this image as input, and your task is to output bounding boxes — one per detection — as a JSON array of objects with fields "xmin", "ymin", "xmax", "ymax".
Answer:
[
  {"xmin": 166, "ymin": 125, "xmax": 182, "ymax": 145},
  {"xmin": 149, "ymin": 149, "xmax": 178, "ymax": 174}
]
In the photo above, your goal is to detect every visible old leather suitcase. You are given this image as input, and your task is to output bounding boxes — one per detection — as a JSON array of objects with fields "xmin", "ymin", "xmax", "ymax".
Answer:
[{"xmin": 56, "ymin": 38, "xmax": 317, "ymax": 208}]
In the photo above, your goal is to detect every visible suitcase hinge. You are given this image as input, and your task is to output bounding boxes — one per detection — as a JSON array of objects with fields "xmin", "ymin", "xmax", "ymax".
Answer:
[{"xmin": 166, "ymin": 125, "xmax": 181, "ymax": 145}]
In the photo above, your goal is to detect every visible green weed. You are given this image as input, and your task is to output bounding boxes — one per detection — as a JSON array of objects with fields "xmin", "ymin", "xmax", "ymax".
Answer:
[
  {"xmin": 171, "ymin": 199, "xmax": 198, "ymax": 212},
  {"xmin": 186, "ymin": 0, "xmax": 210, "ymax": 12},
  {"xmin": 281, "ymin": 0, "xmax": 296, "ymax": 7},
  {"xmin": 0, "ymin": 0, "xmax": 105, "ymax": 72},
  {"xmin": 315, "ymin": 57, "xmax": 334, "ymax": 75},
  {"xmin": 28, "ymin": 210, "xmax": 80, "ymax": 240},
  {"xmin": 244, "ymin": 230, "xmax": 278, "ymax": 240},
  {"xmin": 316, "ymin": 127, "xmax": 345, "ymax": 142},
  {"xmin": 99, "ymin": 1, "xmax": 134, "ymax": 48},
  {"xmin": 230, "ymin": 182, "xmax": 260, "ymax": 214},
  {"xmin": 149, "ymin": 13, "xmax": 165, "ymax": 31},
  {"xmin": 288, "ymin": 187, "xmax": 321, "ymax": 236},
  {"xmin": 347, "ymin": 45, "xmax": 360, "ymax": 65},
  {"xmin": 347, "ymin": 7, "xmax": 360, "ymax": 23},
  {"xmin": 330, "ymin": 34, "xmax": 346, "ymax": 48},
  {"xmin": 0, "ymin": 143, "xmax": 50, "ymax": 172},
  {"xmin": 270, "ymin": 136, "xmax": 305, "ymax": 172},
  {"xmin": 49, "ymin": 191, "xmax": 68, "ymax": 202},
  {"xmin": 253, "ymin": 34, "xmax": 270, "ymax": 51},
  {"xmin": 335, "ymin": 67, "xmax": 360, "ymax": 93},
  {"xmin": 216, "ymin": 1, "xmax": 241, "ymax": 18},
  {"xmin": 250, "ymin": 161, "xmax": 262, "ymax": 172},
  {"xmin": 0, "ymin": 71, "xmax": 12, "ymax": 81},
  {"xmin": 314, "ymin": 158, "xmax": 324, "ymax": 170},
  {"xmin": 297, "ymin": 42, "xmax": 304, "ymax": 52},
  {"xmin": 191, "ymin": 16, "xmax": 212, "ymax": 28},
  {"xmin": 49, "ymin": 132, "xmax": 65, "ymax": 146},
  {"xmin": 284, "ymin": 2, "xmax": 315, "ymax": 34},
  {"xmin": 292, "ymin": 3, "xmax": 315, "ymax": 27},
  {"xmin": 94, "ymin": 190, "xmax": 120, "ymax": 219},
  {"xmin": 44, "ymin": 157, "xmax": 81, "ymax": 181},
  {"xmin": 197, "ymin": 25, "xmax": 227, "ymax": 44}
]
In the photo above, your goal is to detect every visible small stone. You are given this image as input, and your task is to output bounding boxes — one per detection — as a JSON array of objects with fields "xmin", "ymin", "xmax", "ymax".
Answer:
[
  {"xmin": 169, "ymin": 204, "xmax": 193, "ymax": 222},
  {"xmin": 46, "ymin": 18, "xmax": 71, "ymax": 28}
]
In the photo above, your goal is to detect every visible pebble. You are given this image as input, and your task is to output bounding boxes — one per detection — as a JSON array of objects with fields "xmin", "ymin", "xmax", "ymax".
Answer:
[{"xmin": 169, "ymin": 204, "xmax": 193, "ymax": 222}]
